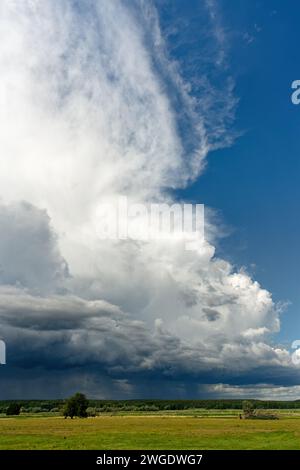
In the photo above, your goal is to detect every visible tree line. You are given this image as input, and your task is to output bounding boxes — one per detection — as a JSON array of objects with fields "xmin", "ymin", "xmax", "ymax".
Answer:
[{"xmin": 1, "ymin": 397, "xmax": 300, "ymax": 416}]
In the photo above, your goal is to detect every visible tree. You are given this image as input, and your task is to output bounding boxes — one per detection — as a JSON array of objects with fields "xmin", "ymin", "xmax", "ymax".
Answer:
[
  {"xmin": 242, "ymin": 400, "xmax": 255, "ymax": 419},
  {"xmin": 6, "ymin": 403, "xmax": 21, "ymax": 416},
  {"xmin": 63, "ymin": 393, "xmax": 88, "ymax": 419}
]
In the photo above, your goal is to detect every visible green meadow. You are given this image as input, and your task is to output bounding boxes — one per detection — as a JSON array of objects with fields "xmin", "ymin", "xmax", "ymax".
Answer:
[{"xmin": 1, "ymin": 412, "xmax": 300, "ymax": 450}]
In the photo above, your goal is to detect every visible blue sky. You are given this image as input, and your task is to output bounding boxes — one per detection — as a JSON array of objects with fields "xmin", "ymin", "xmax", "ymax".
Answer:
[
  {"xmin": 0, "ymin": 0, "xmax": 300, "ymax": 400},
  {"xmin": 171, "ymin": 0, "xmax": 300, "ymax": 345}
]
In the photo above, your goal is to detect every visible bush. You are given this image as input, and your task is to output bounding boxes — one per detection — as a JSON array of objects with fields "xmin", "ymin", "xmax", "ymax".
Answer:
[
  {"xmin": 50, "ymin": 407, "xmax": 60, "ymax": 413},
  {"xmin": 251, "ymin": 411, "xmax": 279, "ymax": 420},
  {"xmin": 87, "ymin": 407, "xmax": 97, "ymax": 417},
  {"xmin": 31, "ymin": 407, "xmax": 43, "ymax": 413},
  {"xmin": 6, "ymin": 403, "xmax": 21, "ymax": 416}
]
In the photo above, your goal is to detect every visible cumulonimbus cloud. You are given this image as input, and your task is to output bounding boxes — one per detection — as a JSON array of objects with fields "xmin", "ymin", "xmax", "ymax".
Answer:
[{"xmin": 0, "ymin": 0, "xmax": 297, "ymax": 398}]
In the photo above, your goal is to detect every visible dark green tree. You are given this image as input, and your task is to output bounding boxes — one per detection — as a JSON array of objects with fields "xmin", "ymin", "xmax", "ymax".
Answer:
[
  {"xmin": 6, "ymin": 403, "xmax": 21, "ymax": 416},
  {"xmin": 63, "ymin": 393, "xmax": 88, "ymax": 419}
]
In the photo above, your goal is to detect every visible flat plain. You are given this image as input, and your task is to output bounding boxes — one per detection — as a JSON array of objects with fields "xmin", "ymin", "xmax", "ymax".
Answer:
[{"xmin": 1, "ymin": 412, "xmax": 300, "ymax": 449}]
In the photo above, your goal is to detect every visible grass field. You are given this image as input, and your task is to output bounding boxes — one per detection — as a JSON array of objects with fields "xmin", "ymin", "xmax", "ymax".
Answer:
[{"xmin": 1, "ymin": 413, "xmax": 300, "ymax": 449}]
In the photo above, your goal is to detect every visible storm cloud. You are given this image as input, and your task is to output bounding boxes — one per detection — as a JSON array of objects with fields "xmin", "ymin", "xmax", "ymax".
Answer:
[{"xmin": 0, "ymin": 0, "xmax": 297, "ymax": 399}]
